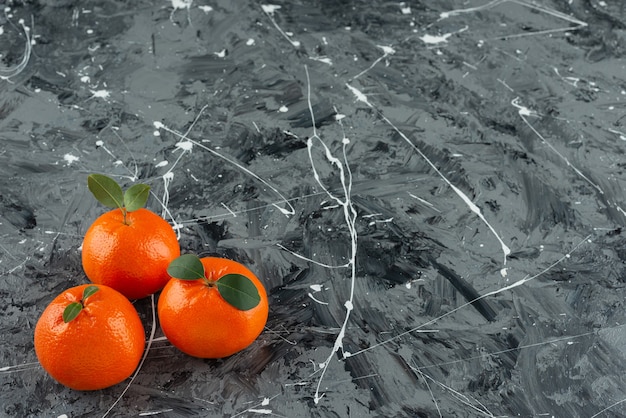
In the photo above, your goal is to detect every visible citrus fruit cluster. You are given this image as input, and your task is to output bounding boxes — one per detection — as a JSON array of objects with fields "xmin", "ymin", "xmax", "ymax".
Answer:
[{"xmin": 34, "ymin": 174, "xmax": 269, "ymax": 391}]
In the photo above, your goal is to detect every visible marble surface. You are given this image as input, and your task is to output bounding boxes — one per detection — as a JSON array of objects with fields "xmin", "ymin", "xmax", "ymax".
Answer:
[{"xmin": 1, "ymin": 0, "xmax": 625, "ymax": 417}]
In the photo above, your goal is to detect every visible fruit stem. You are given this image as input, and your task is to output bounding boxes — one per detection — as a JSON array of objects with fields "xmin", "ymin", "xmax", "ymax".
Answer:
[{"xmin": 122, "ymin": 207, "xmax": 129, "ymax": 225}]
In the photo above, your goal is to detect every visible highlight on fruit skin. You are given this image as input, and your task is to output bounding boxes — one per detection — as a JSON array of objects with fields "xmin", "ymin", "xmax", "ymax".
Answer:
[
  {"xmin": 33, "ymin": 284, "xmax": 145, "ymax": 391},
  {"xmin": 158, "ymin": 254, "xmax": 269, "ymax": 358},
  {"xmin": 81, "ymin": 174, "xmax": 180, "ymax": 300}
]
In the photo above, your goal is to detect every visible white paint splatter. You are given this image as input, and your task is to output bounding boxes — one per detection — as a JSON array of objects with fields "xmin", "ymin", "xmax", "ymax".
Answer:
[
  {"xmin": 90, "ymin": 89, "xmax": 111, "ymax": 100},
  {"xmin": 420, "ymin": 33, "xmax": 452, "ymax": 44},
  {"xmin": 261, "ymin": 4, "xmax": 281, "ymax": 15},
  {"xmin": 170, "ymin": 0, "xmax": 192, "ymax": 10},
  {"xmin": 345, "ymin": 84, "xmax": 371, "ymax": 106},
  {"xmin": 175, "ymin": 140, "xmax": 193, "ymax": 152},
  {"xmin": 377, "ymin": 45, "xmax": 396, "ymax": 55},
  {"xmin": 63, "ymin": 153, "xmax": 79, "ymax": 165}
]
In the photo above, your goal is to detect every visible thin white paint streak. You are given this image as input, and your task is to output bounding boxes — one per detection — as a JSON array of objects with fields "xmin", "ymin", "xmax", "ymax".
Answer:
[
  {"xmin": 304, "ymin": 65, "xmax": 359, "ymax": 404},
  {"xmin": 347, "ymin": 83, "xmax": 511, "ymax": 264},
  {"xmin": 352, "ymin": 45, "xmax": 395, "ymax": 80},
  {"xmin": 439, "ymin": 0, "xmax": 586, "ymax": 39},
  {"xmin": 413, "ymin": 366, "xmax": 496, "ymax": 417},
  {"xmin": 138, "ymin": 410, "xmax": 174, "ymax": 416},
  {"xmin": 0, "ymin": 362, "xmax": 40, "ymax": 373},
  {"xmin": 408, "ymin": 359, "xmax": 443, "ymax": 418},
  {"xmin": 590, "ymin": 398, "xmax": 626, "ymax": 418},
  {"xmin": 607, "ymin": 128, "xmax": 626, "ymax": 141},
  {"xmin": 348, "ymin": 234, "xmax": 591, "ymax": 357},
  {"xmin": 512, "ymin": 97, "xmax": 604, "ymax": 195},
  {"xmin": 308, "ymin": 292, "xmax": 329, "ymax": 305},
  {"xmin": 95, "ymin": 130, "xmax": 139, "ymax": 182},
  {"xmin": 275, "ymin": 243, "xmax": 350, "ymax": 269},
  {"xmin": 408, "ymin": 192, "xmax": 440, "ymax": 211},
  {"xmin": 220, "ymin": 202, "xmax": 237, "ymax": 218},
  {"xmin": 156, "ymin": 106, "xmax": 294, "ymax": 217},
  {"xmin": 230, "ymin": 395, "xmax": 280, "ymax": 418},
  {"xmin": 497, "ymin": 78, "xmax": 514, "ymax": 92},
  {"xmin": 261, "ymin": 4, "xmax": 301, "ymax": 48},
  {"xmin": 309, "ymin": 55, "xmax": 333, "ymax": 65},
  {"xmin": 0, "ymin": 19, "xmax": 31, "ymax": 81},
  {"xmin": 103, "ymin": 295, "xmax": 158, "ymax": 418}
]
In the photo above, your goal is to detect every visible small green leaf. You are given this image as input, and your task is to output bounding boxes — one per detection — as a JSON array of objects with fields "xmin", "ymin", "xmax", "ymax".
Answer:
[
  {"xmin": 82, "ymin": 285, "xmax": 99, "ymax": 300},
  {"xmin": 88, "ymin": 174, "xmax": 124, "ymax": 210},
  {"xmin": 63, "ymin": 302, "xmax": 83, "ymax": 323},
  {"xmin": 216, "ymin": 273, "xmax": 261, "ymax": 311},
  {"xmin": 124, "ymin": 183, "xmax": 150, "ymax": 212},
  {"xmin": 167, "ymin": 254, "xmax": 206, "ymax": 280}
]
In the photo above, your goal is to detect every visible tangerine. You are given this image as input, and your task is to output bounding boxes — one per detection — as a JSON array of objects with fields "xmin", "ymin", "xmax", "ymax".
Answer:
[
  {"xmin": 82, "ymin": 207, "xmax": 180, "ymax": 300},
  {"xmin": 158, "ymin": 256, "xmax": 269, "ymax": 358},
  {"xmin": 34, "ymin": 284, "xmax": 145, "ymax": 391}
]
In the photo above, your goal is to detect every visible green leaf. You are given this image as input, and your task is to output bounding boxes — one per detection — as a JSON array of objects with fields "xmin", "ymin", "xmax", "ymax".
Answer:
[
  {"xmin": 82, "ymin": 285, "xmax": 99, "ymax": 300},
  {"xmin": 63, "ymin": 302, "xmax": 83, "ymax": 323},
  {"xmin": 216, "ymin": 273, "xmax": 261, "ymax": 311},
  {"xmin": 167, "ymin": 254, "xmax": 205, "ymax": 280},
  {"xmin": 124, "ymin": 183, "xmax": 150, "ymax": 212},
  {"xmin": 88, "ymin": 174, "xmax": 124, "ymax": 210}
]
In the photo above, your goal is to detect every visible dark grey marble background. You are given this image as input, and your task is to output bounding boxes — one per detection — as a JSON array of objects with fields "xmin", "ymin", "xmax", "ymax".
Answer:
[{"xmin": 1, "ymin": 0, "xmax": 625, "ymax": 417}]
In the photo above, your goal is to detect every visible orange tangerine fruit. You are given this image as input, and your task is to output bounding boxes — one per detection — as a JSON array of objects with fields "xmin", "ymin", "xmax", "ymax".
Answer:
[
  {"xmin": 34, "ymin": 284, "xmax": 145, "ymax": 390},
  {"xmin": 158, "ymin": 255, "xmax": 269, "ymax": 358},
  {"xmin": 81, "ymin": 174, "xmax": 180, "ymax": 300}
]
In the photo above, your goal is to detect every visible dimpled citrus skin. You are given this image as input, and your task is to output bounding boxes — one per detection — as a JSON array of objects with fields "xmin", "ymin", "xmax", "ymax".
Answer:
[
  {"xmin": 34, "ymin": 284, "xmax": 145, "ymax": 391},
  {"xmin": 158, "ymin": 257, "xmax": 269, "ymax": 358},
  {"xmin": 82, "ymin": 208, "xmax": 180, "ymax": 300}
]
